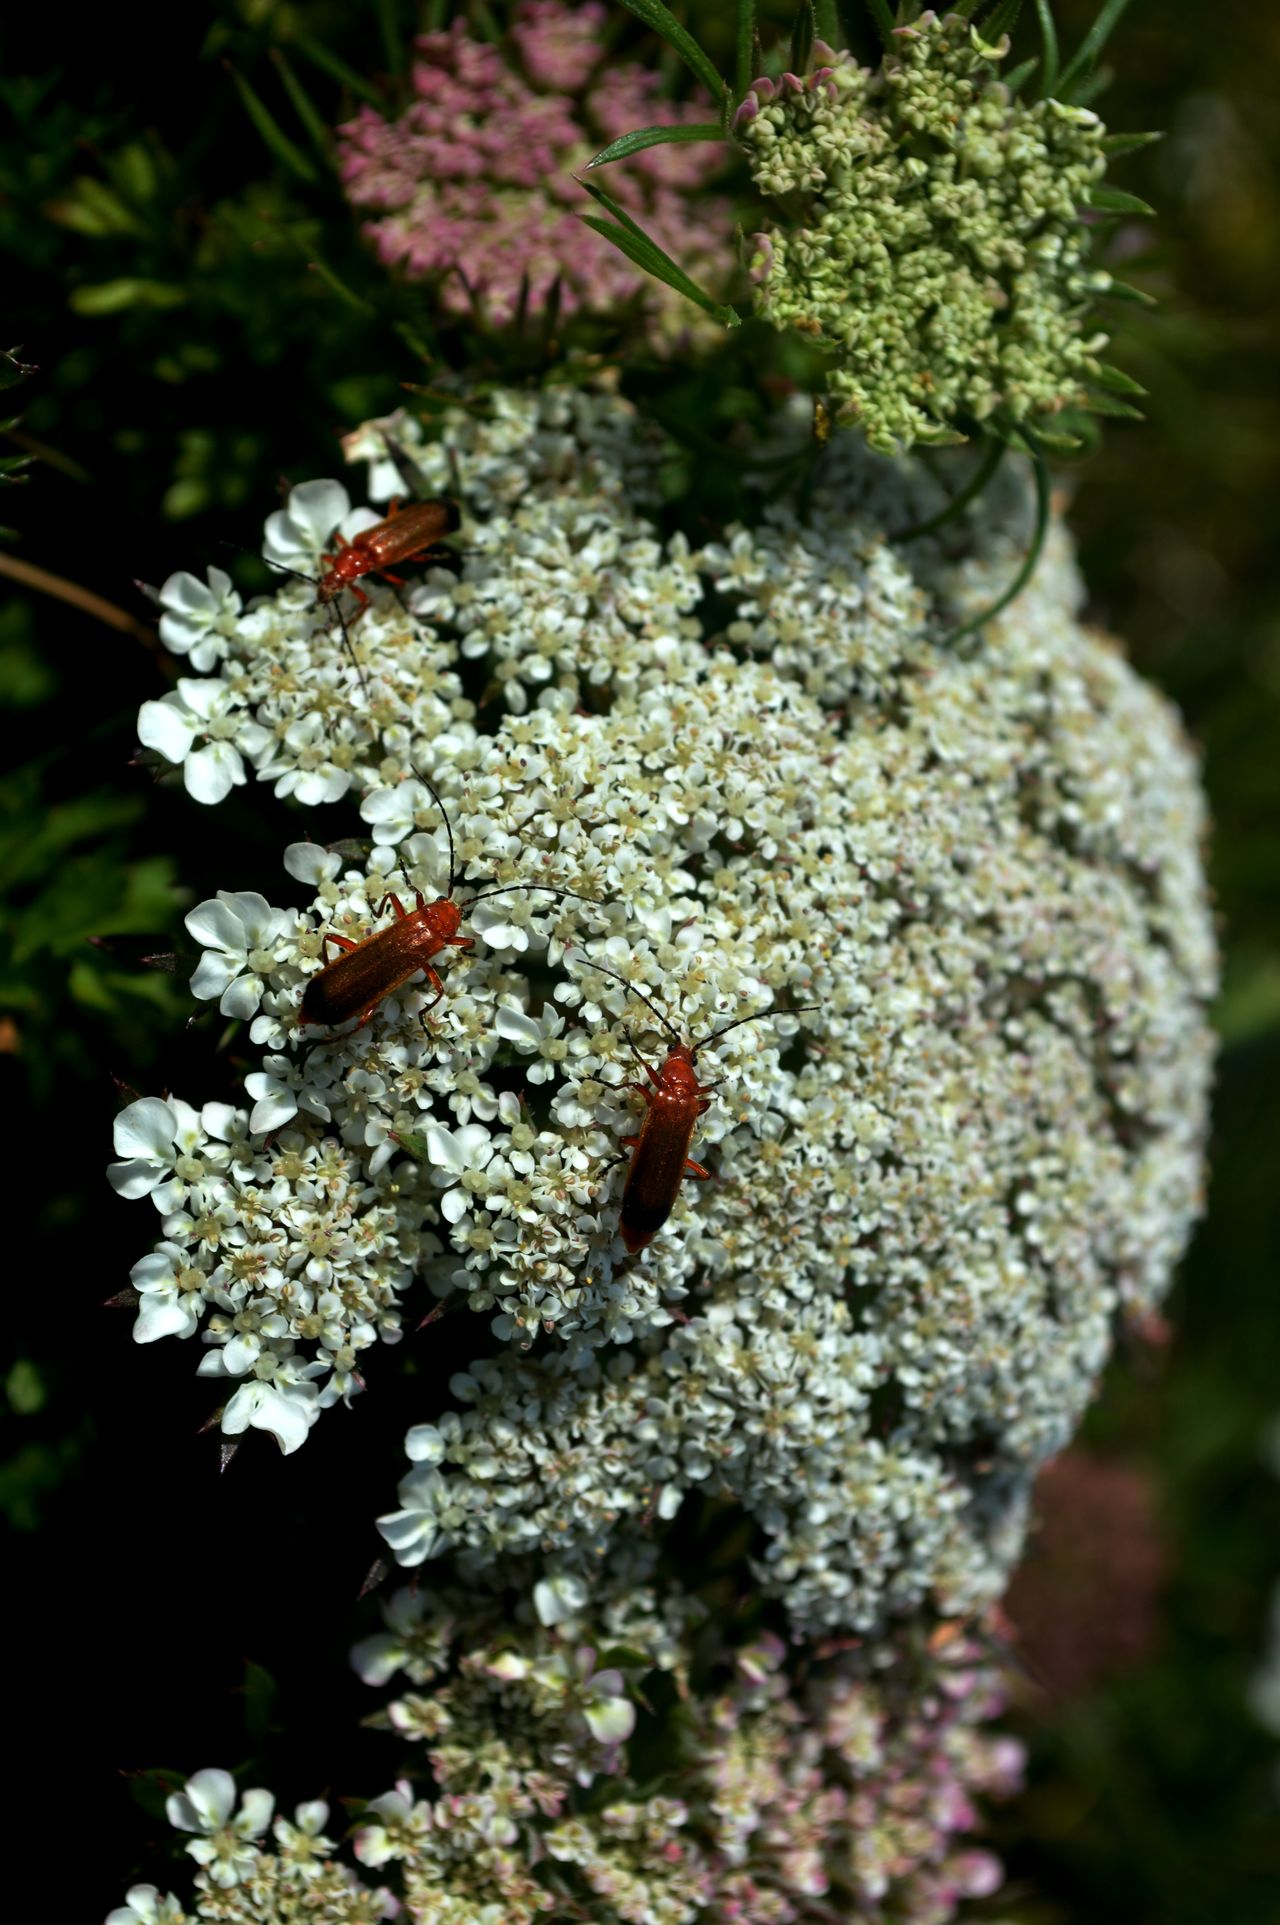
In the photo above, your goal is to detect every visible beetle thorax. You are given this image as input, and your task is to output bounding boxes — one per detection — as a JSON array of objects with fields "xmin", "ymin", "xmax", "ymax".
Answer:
[{"xmin": 661, "ymin": 1047, "xmax": 700, "ymax": 1092}]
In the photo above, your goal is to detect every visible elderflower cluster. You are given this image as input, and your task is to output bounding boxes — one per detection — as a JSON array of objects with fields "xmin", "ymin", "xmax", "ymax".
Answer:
[
  {"xmin": 114, "ymin": 384, "xmax": 1214, "ymax": 1633},
  {"xmin": 734, "ymin": 10, "xmax": 1114, "ymax": 450},
  {"xmin": 110, "ymin": 1593, "xmax": 1022, "ymax": 1924}
]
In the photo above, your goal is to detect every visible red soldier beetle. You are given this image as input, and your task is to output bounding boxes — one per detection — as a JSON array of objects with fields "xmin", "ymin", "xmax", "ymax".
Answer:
[
  {"xmin": 300, "ymin": 768, "xmax": 595, "ymax": 1036},
  {"xmin": 572, "ymin": 959, "xmax": 815, "ymax": 1255},
  {"xmin": 257, "ymin": 493, "xmax": 462, "ymax": 701}
]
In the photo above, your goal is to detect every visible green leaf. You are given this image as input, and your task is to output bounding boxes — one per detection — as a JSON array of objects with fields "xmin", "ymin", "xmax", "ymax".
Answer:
[
  {"xmin": 1057, "ymin": 0, "xmax": 1132, "ymax": 101},
  {"xmin": 1101, "ymin": 130, "xmax": 1162, "ymax": 156},
  {"xmin": 1003, "ymin": 54, "xmax": 1040, "ymax": 93},
  {"xmin": 1088, "ymin": 184, "xmax": 1156, "ymax": 217},
  {"xmin": 736, "ymin": 0, "xmax": 757, "ymax": 99},
  {"xmin": 290, "ymin": 30, "xmax": 385, "ymax": 106},
  {"xmin": 1094, "ymin": 361, "xmax": 1147, "ymax": 396},
  {"xmin": 1084, "ymin": 390, "xmax": 1144, "ymax": 419},
  {"xmin": 613, "ymin": 2, "xmax": 727, "ymax": 108},
  {"xmin": 225, "ymin": 62, "xmax": 320, "ymax": 185},
  {"xmin": 376, "ymin": 0, "xmax": 404, "ymax": 78},
  {"xmin": 1105, "ymin": 277, "xmax": 1157, "ymax": 306},
  {"xmin": 814, "ymin": 0, "xmax": 841, "ymax": 46},
  {"xmin": 42, "ymin": 175, "xmax": 145, "ymax": 238},
  {"xmin": 578, "ymin": 177, "xmax": 739, "ymax": 325},
  {"xmin": 69, "ymin": 279, "xmax": 187, "ymax": 314},
  {"xmin": 865, "ymin": 0, "xmax": 897, "ymax": 43},
  {"xmin": 269, "ymin": 49, "xmax": 331, "ymax": 157},
  {"xmin": 983, "ymin": 0, "xmax": 1025, "ymax": 43},
  {"xmin": 586, "ymin": 123, "xmax": 724, "ymax": 170},
  {"xmin": 1028, "ymin": 425, "xmax": 1086, "ymax": 455},
  {"xmin": 790, "ymin": 1, "xmax": 815, "ymax": 76},
  {"xmin": 1032, "ymin": 0, "xmax": 1059, "ymax": 97}
]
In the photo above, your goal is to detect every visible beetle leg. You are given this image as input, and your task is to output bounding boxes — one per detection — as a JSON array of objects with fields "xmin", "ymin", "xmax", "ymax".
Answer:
[
  {"xmin": 419, "ymin": 965, "xmax": 448, "ymax": 1012},
  {"xmin": 372, "ymin": 893, "xmax": 408, "ymax": 920},
  {"xmin": 321, "ymin": 932, "xmax": 361, "ymax": 965},
  {"xmin": 619, "ymin": 1134, "xmax": 640, "ymax": 1150},
  {"xmin": 625, "ymin": 1081, "xmax": 655, "ymax": 1106},
  {"xmin": 378, "ymin": 569, "xmax": 407, "ymax": 588},
  {"xmin": 683, "ymin": 1159, "xmax": 711, "ymax": 1181},
  {"xmin": 447, "ymin": 935, "xmax": 474, "ymax": 950},
  {"xmin": 624, "ymin": 1031, "xmax": 663, "ymax": 1089}
]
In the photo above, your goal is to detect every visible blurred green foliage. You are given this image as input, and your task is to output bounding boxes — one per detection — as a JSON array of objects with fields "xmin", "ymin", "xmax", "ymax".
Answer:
[{"xmin": 0, "ymin": 3, "xmax": 1275, "ymax": 1919}]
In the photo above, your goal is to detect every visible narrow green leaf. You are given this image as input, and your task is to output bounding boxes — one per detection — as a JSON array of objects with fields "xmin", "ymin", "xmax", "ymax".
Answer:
[
  {"xmin": 269, "ymin": 49, "xmax": 330, "ymax": 157},
  {"xmin": 1027, "ymin": 426, "xmax": 1086, "ymax": 455},
  {"xmin": 290, "ymin": 31, "xmax": 385, "ymax": 106},
  {"xmin": 791, "ymin": 1, "xmax": 815, "ymax": 75},
  {"xmin": 69, "ymin": 279, "xmax": 187, "ymax": 314},
  {"xmin": 736, "ymin": 0, "xmax": 757, "ymax": 99},
  {"xmin": 1094, "ymin": 361, "xmax": 1146, "ymax": 395},
  {"xmin": 376, "ymin": 0, "xmax": 404, "ymax": 77},
  {"xmin": 1032, "ymin": 0, "xmax": 1058, "ymax": 97},
  {"xmin": 1004, "ymin": 54, "xmax": 1040, "ymax": 93},
  {"xmin": 1057, "ymin": 0, "xmax": 1132, "ymax": 100},
  {"xmin": 984, "ymin": 0, "xmax": 1025, "ymax": 43},
  {"xmin": 865, "ymin": 0, "xmax": 896, "ymax": 41},
  {"xmin": 814, "ymin": 0, "xmax": 841, "ymax": 46},
  {"xmin": 586, "ymin": 122, "xmax": 724, "ymax": 169},
  {"xmin": 1071, "ymin": 63, "xmax": 1112, "ymax": 105},
  {"xmin": 1084, "ymin": 390, "xmax": 1144, "ymax": 419},
  {"xmin": 1104, "ymin": 277, "xmax": 1157, "ymax": 306},
  {"xmin": 225, "ymin": 63, "xmax": 320, "ymax": 184},
  {"xmin": 613, "ymin": 1, "xmax": 727, "ymax": 106},
  {"xmin": 581, "ymin": 215, "xmax": 738, "ymax": 325},
  {"xmin": 943, "ymin": 433, "xmax": 1051, "ymax": 647},
  {"xmin": 1101, "ymin": 130, "xmax": 1162, "ymax": 156},
  {"xmin": 306, "ymin": 255, "xmax": 376, "ymax": 312},
  {"xmin": 1088, "ymin": 184, "xmax": 1155, "ymax": 217}
]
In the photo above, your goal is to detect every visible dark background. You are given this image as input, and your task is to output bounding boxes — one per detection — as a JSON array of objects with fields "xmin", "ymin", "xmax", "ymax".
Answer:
[{"xmin": 0, "ymin": 5, "xmax": 1276, "ymax": 1920}]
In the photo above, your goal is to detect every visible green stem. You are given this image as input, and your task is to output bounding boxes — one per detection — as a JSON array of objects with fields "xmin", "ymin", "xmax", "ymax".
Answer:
[
  {"xmin": 942, "ymin": 431, "xmax": 1051, "ymax": 648},
  {"xmin": 894, "ymin": 436, "xmax": 1005, "ymax": 542}
]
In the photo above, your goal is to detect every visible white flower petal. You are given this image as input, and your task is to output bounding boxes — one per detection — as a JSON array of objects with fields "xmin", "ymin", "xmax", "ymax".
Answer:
[
  {"xmin": 185, "ymin": 742, "xmax": 245, "ymax": 805},
  {"xmin": 112, "ymin": 1097, "xmax": 177, "ymax": 1162},
  {"xmin": 137, "ymin": 698, "xmax": 196, "ymax": 762}
]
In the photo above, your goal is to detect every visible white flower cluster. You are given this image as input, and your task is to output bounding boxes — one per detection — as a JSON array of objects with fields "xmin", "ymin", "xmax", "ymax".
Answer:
[
  {"xmin": 108, "ymin": 1591, "xmax": 1023, "ymax": 1924},
  {"xmin": 114, "ymin": 385, "xmax": 1215, "ymax": 1631}
]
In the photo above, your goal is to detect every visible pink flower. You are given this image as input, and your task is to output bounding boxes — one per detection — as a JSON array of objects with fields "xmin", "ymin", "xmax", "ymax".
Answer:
[{"xmin": 336, "ymin": 3, "xmax": 732, "ymax": 345}]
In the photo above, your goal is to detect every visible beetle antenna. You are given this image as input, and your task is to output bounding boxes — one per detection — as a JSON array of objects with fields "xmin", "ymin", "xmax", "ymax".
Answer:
[
  {"xmin": 219, "ymin": 541, "xmax": 372, "ymax": 703},
  {"xmin": 704, "ymin": 1002, "xmax": 821, "ymax": 1046},
  {"xmin": 571, "ymin": 957, "xmax": 681, "ymax": 1047},
  {"xmin": 399, "ymin": 756, "xmax": 458, "ymax": 896},
  {"xmin": 462, "ymin": 882, "xmax": 598, "ymax": 907}
]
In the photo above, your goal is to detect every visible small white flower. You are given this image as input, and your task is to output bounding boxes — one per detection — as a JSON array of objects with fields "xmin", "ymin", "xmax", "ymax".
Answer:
[
  {"xmin": 186, "ymin": 892, "xmax": 292, "ymax": 1019},
  {"xmin": 138, "ymin": 679, "xmax": 271, "ymax": 804},
  {"xmin": 219, "ymin": 1369, "xmax": 321, "ymax": 1456},
  {"xmin": 130, "ymin": 1243, "xmax": 208, "ymax": 1343},
  {"xmin": 166, "ymin": 1767, "xmax": 274, "ymax": 1889},
  {"xmin": 158, "ymin": 568, "xmax": 242, "ymax": 671},
  {"xmin": 106, "ymin": 1884, "xmax": 186, "ymax": 1925},
  {"xmin": 377, "ymin": 1459, "xmax": 453, "ymax": 1566},
  {"xmin": 263, "ymin": 478, "xmax": 380, "ymax": 577},
  {"xmin": 108, "ymin": 1096, "xmax": 236, "ymax": 1213},
  {"xmin": 423, "ymin": 1122, "xmax": 496, "ymax": 1225}
]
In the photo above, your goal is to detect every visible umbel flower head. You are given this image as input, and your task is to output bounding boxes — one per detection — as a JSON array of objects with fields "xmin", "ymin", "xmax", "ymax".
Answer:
[
  {"xmin": 336, "ymin": 0, "xmax": 731, "ymax": 344},
  {"xmin": 735, "ymin": 8, "xmax": 1116, "ymax": 451},
  {"xmin": 112, "ymin": 386, "xmax": 1215, "ymax": 1644},
  {"xmin": 108, "ymin": 1590, "xmax": 1023, "ymax": 1923}
]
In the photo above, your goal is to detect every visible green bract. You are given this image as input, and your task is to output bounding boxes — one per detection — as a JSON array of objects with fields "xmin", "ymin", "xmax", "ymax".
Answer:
[{"xmin": 735, "ymin": 10, "xmax": 1113, "ymax": 452}]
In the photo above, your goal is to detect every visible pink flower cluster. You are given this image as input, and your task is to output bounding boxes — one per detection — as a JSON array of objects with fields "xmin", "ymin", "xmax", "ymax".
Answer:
[{"xmin": 336, "ymin": 1, "xmax": 732, "ymax": 340}]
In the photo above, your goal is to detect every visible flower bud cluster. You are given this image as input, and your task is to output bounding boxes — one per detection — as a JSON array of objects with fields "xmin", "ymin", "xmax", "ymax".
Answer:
[{"xmin": 734, "ymin": 10, "xmax": 1114, "ymax": 450}]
